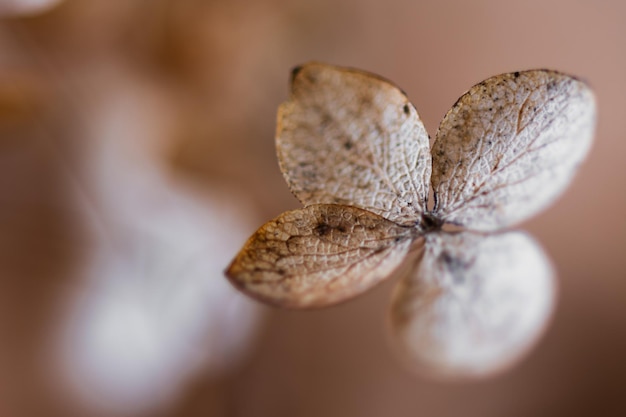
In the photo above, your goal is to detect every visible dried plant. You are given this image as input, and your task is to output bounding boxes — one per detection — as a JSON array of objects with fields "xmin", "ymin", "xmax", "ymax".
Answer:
[{"xmin": 226, "ymin": 63, "xmax": 596, "ymax": 377}]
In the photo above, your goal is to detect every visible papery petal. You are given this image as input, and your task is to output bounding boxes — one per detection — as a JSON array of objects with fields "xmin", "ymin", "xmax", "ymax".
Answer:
[
  {"xmin": 277, "ymin": 63, "xmax": 431, "ymax": 226},
  {"xmin": 227, "ymin": 204, "xmax": 415, "ymax": 308}
]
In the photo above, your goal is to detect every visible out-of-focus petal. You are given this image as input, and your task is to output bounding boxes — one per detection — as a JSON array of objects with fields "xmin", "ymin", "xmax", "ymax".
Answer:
[
  {"xmin": 0, "ymin": 0, "xmax": 63, "ymax": 17},
  {"xmin": 389, "ymin": 231, "xmax": 555, "ymax": 378},
  {"xmin": 55, "ymin": 68, "xmax": 262, "ymax": 415}
]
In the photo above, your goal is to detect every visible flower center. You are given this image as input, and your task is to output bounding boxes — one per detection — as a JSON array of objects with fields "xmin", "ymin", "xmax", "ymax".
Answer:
[{"xmin": 418, "ymin": 212, "xmax": 443, "ymax": 233}]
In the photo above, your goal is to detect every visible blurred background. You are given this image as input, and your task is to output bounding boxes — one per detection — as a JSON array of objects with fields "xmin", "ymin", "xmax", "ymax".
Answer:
[{"xmin": 0, "ymin": 0, "xmax": 625, "ymax": 416}]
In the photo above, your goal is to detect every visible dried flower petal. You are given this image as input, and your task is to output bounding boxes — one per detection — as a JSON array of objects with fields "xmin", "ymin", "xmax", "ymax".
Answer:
[
  {"xmin": 227, "ymin": 204, "xmax": 415, "ymax": 308},
  {"xmin": 277, "ymin": 62, "xmax": 431, "ymax": 226},
  {"xmin": 431, "ymin": 70, "xmax": 596, "ymax": 230},
  {"xmin": 389, "ymin": 231, "xmax": 555, "ymax": 378}
]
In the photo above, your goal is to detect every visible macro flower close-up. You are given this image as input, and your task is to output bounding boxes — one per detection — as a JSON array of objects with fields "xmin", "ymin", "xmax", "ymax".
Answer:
[
  {"xmin": 2, "ymin": 1, "xmax": 625, "ymax": 416},
  {"xmin": 227, "ymin": 62, "xmax": 596, "ymax": 377}
]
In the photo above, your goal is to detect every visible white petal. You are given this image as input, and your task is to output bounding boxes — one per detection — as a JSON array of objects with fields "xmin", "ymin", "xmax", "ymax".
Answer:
[
  {"xmin": 56, "ymin": 72, "xmax": 262, "ymax": 415},
  {"xmin": 389, "ymin": 231, "xmax": 555, "ymax": 378}
]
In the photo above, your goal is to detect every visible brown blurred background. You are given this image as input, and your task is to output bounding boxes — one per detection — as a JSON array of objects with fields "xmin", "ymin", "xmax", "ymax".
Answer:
[{"xmin": 0, "ymin": 0, "xmax": 625, "ymax": 416}]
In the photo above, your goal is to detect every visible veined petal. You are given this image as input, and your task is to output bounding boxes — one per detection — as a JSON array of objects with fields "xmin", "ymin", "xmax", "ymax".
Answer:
[
  {"xmin": 227, "ymin": 204, "xmax": 415, "ymax": 308},
  {"xmin": 389, "ymin": 231, "xmax": 555, "ymax": 378},
  {"xmin": 431, "ymin": 70, "xmax": 596, "ymax": 230},
  {"xmin": 277, "ymin": 62, "xmax": 431, "ymax": 226}
]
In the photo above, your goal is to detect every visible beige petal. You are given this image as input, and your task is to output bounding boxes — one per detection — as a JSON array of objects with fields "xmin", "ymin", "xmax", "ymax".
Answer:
[
  {"xmin": 277, "ymin": 62, "xmax": 431, "ymax": 226},
  {"xmin": 431, "ymin": 70, "xmax": 596, "ymax": 230},
  {"xmin": 227, "ymin": 204, "xmax": 415, "ymax": 308},
  {"xmin": 389, "ymin": 231, "xmax": 555, "ymax": 378}
]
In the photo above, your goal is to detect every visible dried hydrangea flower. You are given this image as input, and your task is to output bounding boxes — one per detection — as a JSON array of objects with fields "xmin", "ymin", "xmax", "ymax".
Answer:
[{"xmin": 226, "ymin": 62, "xmax": 596, "ymax": 377}]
